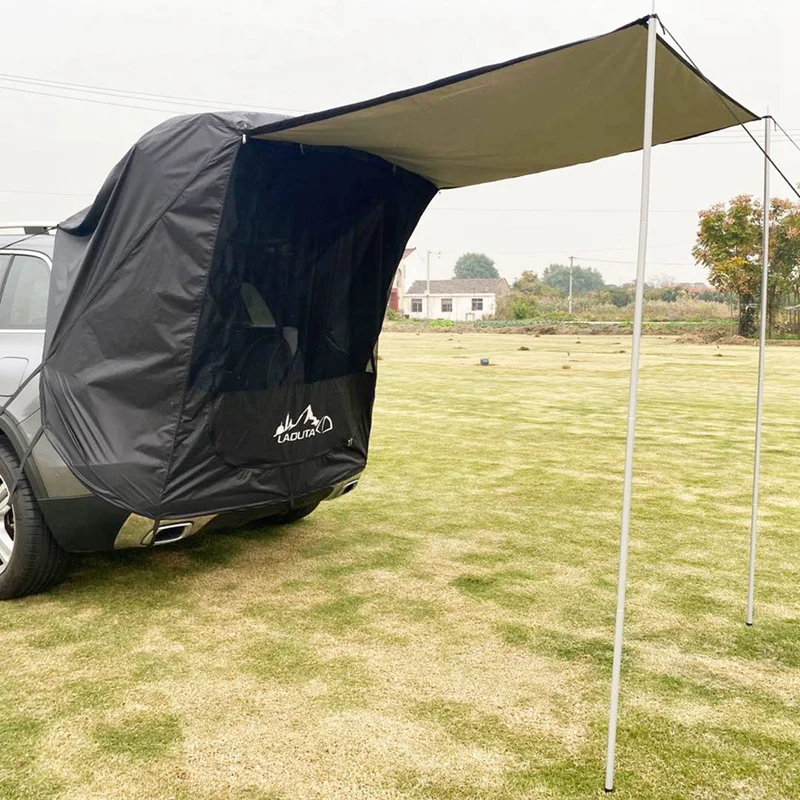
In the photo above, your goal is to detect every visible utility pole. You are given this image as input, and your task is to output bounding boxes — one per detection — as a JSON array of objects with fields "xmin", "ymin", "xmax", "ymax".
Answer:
[
  {"xmin": 426, "ymin": 251, "xmax": 441, "ymax": 319},
  {"xmin": 426, "ymin": 250, "xmax": 432, "ymax": 319},
  {"xmin": 568, "ymin": 256, "xmax": 574, "ymax": 315}
]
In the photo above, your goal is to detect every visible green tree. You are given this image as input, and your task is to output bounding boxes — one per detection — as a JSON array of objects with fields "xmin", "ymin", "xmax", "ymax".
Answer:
[
  {"xmin": 693, "ymin": 194, "xmax": 800, "ymax": 336},
  {"xmin": 697, "ymin": 289, "xmax": 730, "ymax": 304},
  {"xmin": 512, "ymin": 270, "xmax": 560, "ymax": 297},
  {"xmin": 541, "ymin": 263, "xmax": 606, "ymax": 295},
  {"xmin": 496, "ymin": 294, "xmax": 538, "ymax": 320},
  {"xmin": 453, "ymin": 252, "xmax": 499, "ymax": 279},
  {"xmin": 647, "ymin": 285, "xmax": 680, "ymax": 302},
  {"xmin": 603, "ymin": 286, "xmax": 632, "ymax": 308}
]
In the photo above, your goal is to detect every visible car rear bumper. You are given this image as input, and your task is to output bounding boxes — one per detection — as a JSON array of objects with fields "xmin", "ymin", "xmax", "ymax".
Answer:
[
  {"xmin": 39, "ymin": 495, "xmax": 129, "ymax": 552},
  {"xmin": 40, "ymin": 473, "xmax": 361, "ymax": 553}
]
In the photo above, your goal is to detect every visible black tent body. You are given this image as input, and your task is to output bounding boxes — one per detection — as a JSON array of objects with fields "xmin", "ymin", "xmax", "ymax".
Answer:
[
  {"xmin": 46, "ymin": 117, "xmax": 435, "ymax": 518},
  {"xmin": 43, "ymin": 17, "xmax": 757, "ymax": 520}
]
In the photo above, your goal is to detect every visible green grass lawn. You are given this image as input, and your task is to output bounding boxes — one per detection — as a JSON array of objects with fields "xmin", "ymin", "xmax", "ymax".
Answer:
[{"xmin": 2, "ymin": 333, "xmax": 800, "ymax": 799}]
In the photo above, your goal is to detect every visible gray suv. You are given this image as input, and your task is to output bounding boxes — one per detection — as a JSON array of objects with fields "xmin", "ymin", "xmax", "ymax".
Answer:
[{"xmin": 0, "ymin": 227, "xmax": 358, "ymax": 599}]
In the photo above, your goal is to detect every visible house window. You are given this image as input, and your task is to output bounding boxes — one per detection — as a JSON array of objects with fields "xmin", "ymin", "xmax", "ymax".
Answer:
[
  {"xmin": 411, "ymin": 298, "xmax": 422, "ymax": 313},
  {"xmin": 471, "ymin": 298, "xmax": 483, "ymax": 311},
  {"xmin": 441, "ymin": 298, "xmax": 452, "ymax": 313}
]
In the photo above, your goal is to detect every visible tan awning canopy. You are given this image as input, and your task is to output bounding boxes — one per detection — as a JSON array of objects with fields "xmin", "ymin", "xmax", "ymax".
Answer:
[{"xmin": 252, "ymin": 18, "xmax": 757, "ymax": 189}]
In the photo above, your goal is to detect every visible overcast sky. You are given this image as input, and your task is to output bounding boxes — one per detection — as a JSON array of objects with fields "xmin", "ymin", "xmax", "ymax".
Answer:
[{"xmin": 2, "ymin": 0, "xmax": 798, "ymax": 288}]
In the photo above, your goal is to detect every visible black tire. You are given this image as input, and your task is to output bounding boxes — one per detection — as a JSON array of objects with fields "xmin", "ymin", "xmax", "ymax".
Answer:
[
  {"xmin": 0, "ymin": 438, "xmax": 69, "ymax": 600},
  {"xmin": 263, "ymin": 501, "xmax": 320, "ymax": 526}
]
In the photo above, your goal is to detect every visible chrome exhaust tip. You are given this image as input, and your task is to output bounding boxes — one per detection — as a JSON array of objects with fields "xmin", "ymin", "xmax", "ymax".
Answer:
[{"xmin": 151, "ymin": 522, "xmax": 193, "ymax": 546}]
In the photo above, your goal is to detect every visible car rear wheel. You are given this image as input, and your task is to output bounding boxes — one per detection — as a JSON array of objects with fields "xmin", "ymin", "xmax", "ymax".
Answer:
[{"xmin": 0, "ymin": 439, "xmax": 69, "ymax": 600}]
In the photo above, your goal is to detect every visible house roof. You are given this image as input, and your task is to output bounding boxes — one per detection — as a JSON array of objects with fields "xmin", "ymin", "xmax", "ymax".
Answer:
[
  {"xmin": 400, "ymin": 247, "xmax": 416, "ymax": 261},
  {"xmin": 406, "ymin": 278, "xmax": 510, "ymax": 296}
]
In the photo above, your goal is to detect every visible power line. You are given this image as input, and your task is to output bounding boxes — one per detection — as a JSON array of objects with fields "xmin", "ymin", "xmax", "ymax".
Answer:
[
  {"xmin": 0, "ymin": 72, "xmax": 306, "ymax": 114},
  {"xmin": 677, "ymin": 139, "xmax": 800, "ymax": 147},
  {"xmin": 772, "ymin": 118, "xmax": 800, "ymax": 157},
  {"xmin": 678, "ymin": 127, "xmax": 800, "ymax": 138},
  {"xmin": 0, "ymin": 189, "xmax": 93, "ymax": 197},
  {"xmin": 680, "ymin": 132, "xmax": 800, "ymax": 139},
  {"xmin": 427, "ymin": 198, "xmax": 800, "ymax": 213},
  {"xmin": 437, "ymin": 248, "xmax": 683, "ymax": 254},
  {"xmin": 0, "ymin": 84, "xmax": 191, "ymax": 114},
  {"xmin": 689, "ymin": 133, "xmax": 800, "ymax": 140},
  {"xmin": 429, "ymin": 207, "xmax": 698, "ymax": 213},
  {"xmin": 0, "ymin": 80, "xmax": 304, "ymax": 117},
  {"xmin": 1, "ymin": 72, "xmax": 797, "ymax": 155},
  {"xmin": 436, "ymin": 249, "xmax": 692, "ymax": 264},
  {"xmin": 579, "ymin": 257, "xmax": 693, "ymax": 266}
]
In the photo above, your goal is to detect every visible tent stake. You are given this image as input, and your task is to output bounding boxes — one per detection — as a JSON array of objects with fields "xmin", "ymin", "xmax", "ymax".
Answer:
[
  {"xmin": 603, "ymin": 14, "xmax": 657, "ymax": 793},
  {"xmin": 746, "ymin": 116, "xmax": 772, "ymax": 627}
]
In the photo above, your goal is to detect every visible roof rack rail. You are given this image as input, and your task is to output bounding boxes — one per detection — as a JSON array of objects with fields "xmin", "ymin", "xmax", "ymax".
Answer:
[{"xmin": 0, "ymin": 223, "xmax": 56, "ymax": 234}]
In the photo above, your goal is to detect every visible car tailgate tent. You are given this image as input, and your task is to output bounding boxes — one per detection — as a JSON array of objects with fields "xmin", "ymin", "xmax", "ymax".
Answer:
[
  {"xmin": 41, "ymin": 16, "xmax": 757, "ymax": 522},
  {"xmin": 45, "ymin": 114, "xmax": 436, "ymax": 519}
]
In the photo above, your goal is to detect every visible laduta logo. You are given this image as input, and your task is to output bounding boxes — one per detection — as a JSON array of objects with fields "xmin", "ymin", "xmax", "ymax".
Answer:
[{"xmin": 274, "ymin": 405, "xmax": 333, "ymax": 444}]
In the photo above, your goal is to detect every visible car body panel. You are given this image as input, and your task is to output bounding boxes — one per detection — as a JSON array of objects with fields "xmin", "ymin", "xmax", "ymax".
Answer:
[{"xmin": 0, "ymin": 356, "xmax": 29, "ymax": 397}]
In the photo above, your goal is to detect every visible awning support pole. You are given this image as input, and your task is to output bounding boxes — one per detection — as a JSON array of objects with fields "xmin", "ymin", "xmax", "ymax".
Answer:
[
  {"xmin": 746, "ymin": 116, "xmax": 772, "ymax": 627},
  {"xmin": 603, "ymin": 14, "xmax": 657, "ymax": 793}
]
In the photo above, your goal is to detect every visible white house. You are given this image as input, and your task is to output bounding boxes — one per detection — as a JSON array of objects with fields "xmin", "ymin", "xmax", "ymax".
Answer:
[
  {"xmin": 403, "ymin": 278, "xmax": 510, "ymax": 321},
  {"xmin": 389, "ymin": 248, "xmax": 426, "ymax": 312}
]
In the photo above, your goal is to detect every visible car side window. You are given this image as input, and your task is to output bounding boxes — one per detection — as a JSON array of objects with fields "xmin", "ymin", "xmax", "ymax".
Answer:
[{"xmin": 0, "ymin": 255, "xmax": 50, "ymax": 330}]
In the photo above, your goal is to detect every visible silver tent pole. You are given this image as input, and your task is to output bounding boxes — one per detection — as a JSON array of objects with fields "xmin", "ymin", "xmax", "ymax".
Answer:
[
  {"xmin": 746, "ymin": 116, "xmax": 772, "ymax": 627},
  {"xmin": 604, "ymin": 13, "xmax": 657, "ymax": 793}
]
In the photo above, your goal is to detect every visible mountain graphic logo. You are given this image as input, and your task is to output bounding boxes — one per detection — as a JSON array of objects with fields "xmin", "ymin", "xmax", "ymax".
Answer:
[{"xmin": 274, "ymin": 404, "xmax": 333, "ymax": 444}]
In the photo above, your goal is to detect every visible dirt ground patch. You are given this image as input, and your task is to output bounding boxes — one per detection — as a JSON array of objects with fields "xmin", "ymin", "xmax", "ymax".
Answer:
[
  {"xmin": 715, "ymin": 334, "xmax": 757, "ymax": 346},
  {"xmin": 675, "ymin": 331, "xmax": 725, "ymax": 344}
]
